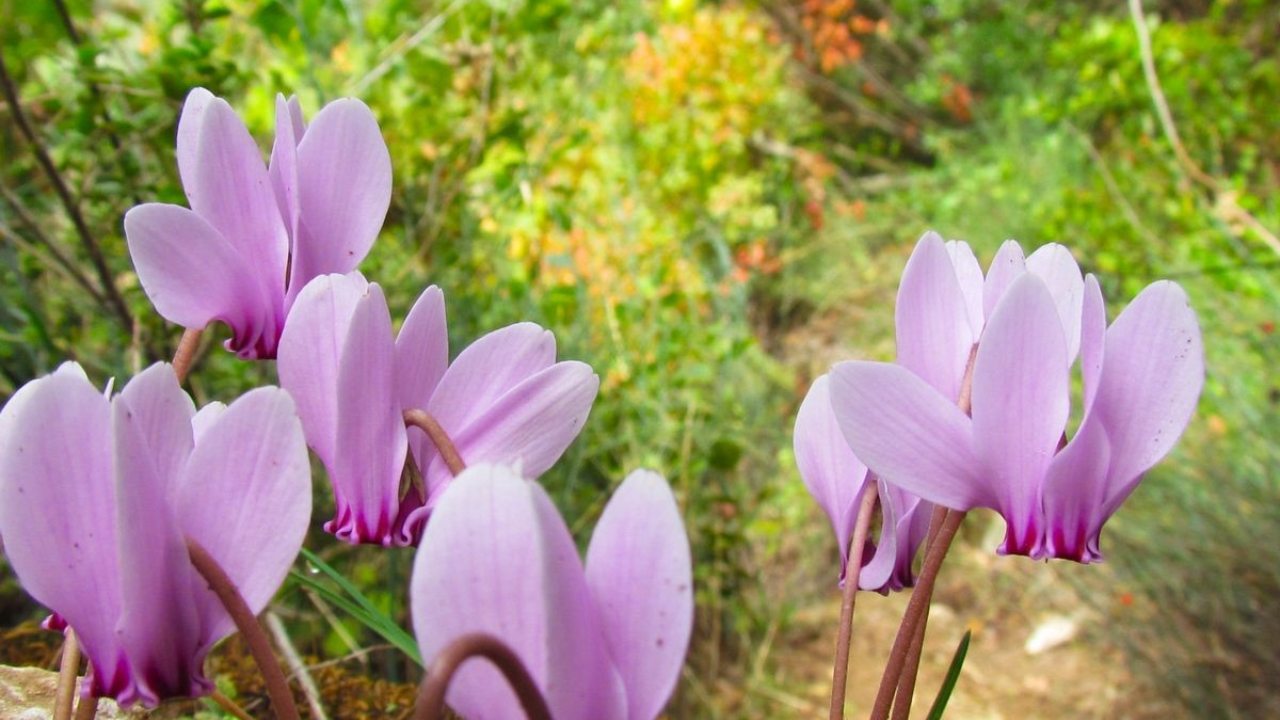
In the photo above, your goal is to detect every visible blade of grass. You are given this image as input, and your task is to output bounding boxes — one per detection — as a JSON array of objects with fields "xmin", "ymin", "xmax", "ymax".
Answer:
[
  {"xmin": 925, "ymin": 630, "xmax": 971, "ymax": 720},
  {"xmin": 288, "ymin": 566, "xmax": 422, "ymax": 665}
]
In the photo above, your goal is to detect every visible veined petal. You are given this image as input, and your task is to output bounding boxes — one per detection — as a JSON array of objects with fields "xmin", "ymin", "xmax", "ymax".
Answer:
[
  {"xmin": 411, "ymin": 466, "xmax": 625, "ymax": 720},
  {"xmin": 982, "ymin": 240, "xmax": 1026, "ymax": 320},
  {"xmin": 971, "ymin": 273, "xmax": 1069, "ymax": 555},
  {"xmin": 289, "ymin": 99, "xmax": 392, "ymax": 293},
  {"xmin": 859, "ymin": 481, "xmax": 930, "ymax": 593},
  {"xmin": 794, "ymin": 375, "xmax": 871, "ymax": 578},
  {"xmin": 112, "ymin": 389, "xmax": 204, "ymax": 706},
  {"xmin": 277, "ymin": 272, "xmax": 370, "ymax": 470},
  {"xmin": 396, "ymin": 285, "xmax": 449, "ymax": 415},
  {"xmin": 174, "ymin": 387, "xmax": 311, "ymax": 643},
  {"xmin": 189, "ymin": 97, "xmax": 289, "ymax": 305},
  {"xmin": 585, "ymin": 470, "xmax": 692, "ymax": 720},
  {"xmin": 829, "ymin": 361, "xmax": 987, "ymax": 510},
  {"xmin": 1093, "ymin": 281, "xmax": 1203, "ymax": 514},
  {"xmin": 1040, "ymin": 416, "xmax": 1111, "ymax": 563},
  {"xmin": 0, "ymin": 364, "xmax": 129, "ymax": 697},
  {"xmin": 895, "ymin": 232, "xmax": 976, "ymax": 400},
  {"xmin": 124, "ymin": 203, "xmax": 272, "ymax": 351},
  {"xmin": 426, "ymin": 323, "xmax": 557, "ymax": 434},
  {"xmin": 1025, "ymin": 243, "xmax": 1085, "ymax": 364},
  {"xmin": 175, "ymin": 87, "xmax": 214, "ymax": 198},
  {"xmin": 1080, "ymin": 274, "xmax": 1106, "ymax": 413},
  {"xmin": 269, "ymin": 94, "xmax": 301, "ymax": 260},
  {"xmin": 331, "ymin": 284, "xmax": 406, "ymax": 544},
  {"xmin": 115, "ymin": 363, "xmax": 195, "ymax": 482},
  {"xmin": 945, "ymin": 240, "xmax": 985, "ymax": 338}
]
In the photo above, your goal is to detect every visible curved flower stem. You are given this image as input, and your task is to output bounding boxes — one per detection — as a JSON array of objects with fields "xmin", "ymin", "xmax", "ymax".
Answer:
[
  {"xmin": 171, "ymin": 327, "xmax": 203, "ymax": 384},
  {"xmin": 72, "ymin": 697, "xmax": 97, "ymax": 720},
  {"xmin": 412, "ymin": 632, "xmax": 552, "ymax": 720},
  {"xmin": 868, "ymin": 509, "xmax": 966, "ymax": 720},
  {"xmin": 186, "ymin": 539, "xmax": 300, "ymax": 720},
  {"xmin": 403, "ymin": 409, "xmax": 466, "ymax": 476},
  {"xmin": 829, "ymin": 482, "xmax": 880, "ymax": 720},
  {"xmin": 53, "ymin": 629, "xmax": 80, "ymax": 720},
  {"xmin": 890, "ymin": 505, "xmax": 947, "ymax": 720}
]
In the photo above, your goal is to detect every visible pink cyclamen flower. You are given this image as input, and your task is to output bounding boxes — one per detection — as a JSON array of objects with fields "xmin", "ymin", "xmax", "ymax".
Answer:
[
  {"xmin": 795, "ymin": 374, "xmax": 931, "ymax": 593},
  {"xmin": 0, "ymin": 362, "xmax": 310, "ymax": 705},
  {"xmin": 277, "ymin": 272, "xmax": 600, "ymax": 546},
  {"xmin": 124, "ymin": 88, "xmax": 392, "ymax": 359},
  {"xmin": 411, "ymin": 464, "xmax": 693, "ymax": 720},
  {"xmin": 830, "ymin": 233, "xmax": 1203, "ymax": 562}
]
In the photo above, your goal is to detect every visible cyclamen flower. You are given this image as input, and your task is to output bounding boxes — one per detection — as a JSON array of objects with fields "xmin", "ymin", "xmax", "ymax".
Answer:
[
  {"xmin": 277, "ymin": 272, "xmax": 599, "ymax": 546},
  {"xmin": 124, "ymin": 88, "xmax": 392, "ymax": 359},
  {"xmin": 830, "ymin": 233, "xmax": 1203, "ymax": 562},
  {"xmin": 795, "ymin": 375, "xmax": 931, "ymax": 593},
  {"xmin": 0, "ymin": 363, "xmax": 310, "ymax": 705},
  {"xmin": 411, "ymin": 465, "xmax": 693, "ymax": 720}
]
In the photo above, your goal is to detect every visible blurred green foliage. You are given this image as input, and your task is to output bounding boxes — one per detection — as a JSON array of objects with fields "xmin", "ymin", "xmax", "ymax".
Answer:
[{"xmin": 2, "ymin": 0, "xmax": 1278, "ymax": 716}]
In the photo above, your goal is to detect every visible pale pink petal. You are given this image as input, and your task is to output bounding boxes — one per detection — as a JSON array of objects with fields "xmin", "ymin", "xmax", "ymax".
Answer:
[
  {"xmin": 794, "ymin": 375, "xmax": 871, "ymax": 578},
  {"xmin": 277, "ymin": 272, "xmax": 370, "ymax": 469},
  {"xmin": 190, "ymin": 402, "xmax": 226, "ymax": 443},
  {"xmin": 0, "ymin": 364, "xmax": 129, "ymax": 697},
  {"xmin": 895, "ymin": 232, "xmax": 975, "ymax": 400},
  {"xmin": 269, "ymin": 94, "xmax": 301, "ymax": 257},
  {"xmin": 175, "ymin": 87, "xmax": 214, "ymax": 197},
  {"xmin": 396, "ymin": 285, "xmax": 449, "ymax": 415},
  {"xmin": 124, "ymin": 203, "xmax": 273, "ymax": 351},
  {"xmin": 1093, "ymin": 281, "xmax": 1203, "ymax": 513},
  {"xmin": 945, "ymin": 240, "xmax": 985, "ymax": 337},
  {"xmin": 1025, "ymin": 243, "xmax": 1085, "ymax": 363},
  {"xmin": 411, "ymin": 465, "xmax": 625, "ymax": 720},
  {"xmin": 1080, "ymin": 274, "xmax": 1106, "ymax": 412},
  {"xmin": 289, "ymin": 99, "xmax": 392, "ymax": 292},
  {"xmin": 982, "ymin": 239, "xmax": 1026, "ymax": 319},
  {"xmin": 970, "ymin": 273, "xmax": 1070, "ymax": 555},
  {"xmin": 114, "ymin": 363, "xmax": 195, "ymax": 482},
  {"xmin": 1040, "ymin": 416, "xmax": 1111, "ymax": 563},
  {"xmin": 585, "ymin": 470, "xmax": 692, "ymax": 720},
  {"xmin": 331, "ymin": 284, "xmax": 406, "ymax": 544},
  {"xmin": 188, "ymin": 98, "xmax": 289, "ymax": 304},
  {"xmin": 426, "ymin": 323, "xmax": 557, "ymax": 433},
  {"xmin": 174, "ymin": 387, "xmax": 312, "ymax": 642},
  {"xmin": 829, "ymin": 361, "xmax": 987, "ymax": 510}
]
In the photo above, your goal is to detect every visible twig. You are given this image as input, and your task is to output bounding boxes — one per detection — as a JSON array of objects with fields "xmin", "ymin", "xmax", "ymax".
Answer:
[
  {"xmin": 0, "ymin": 49, "xmax": 134, "ymax": 331},
  {"xmin": 186, "ymin": 539, "xmax": 300, "ymax": 720},
  {"xmin": 53, "ymin": 630, "xmax": 80, "ymax": 720},
  {"xmin": 266, "ymin": 611, "xmax": 329, "ymax": 720},
  {"xmin": 412, "ymin": 633, "xmax": 551, "ymax": 720},
  {"xmin": 403, "ymin": 409, "xmax": 466, "ymax": 476},
  {"xmin": 1128, "ymin": 0, "xmax": 1280, "ymax": 257},
  {"xmin": 829, "ymin": 483, "xmax": 880, "ymax": 720},
  {"xmin": 296, "ymin": 644, "xmax": 394, "ymax": 676},
  {"xmin": 0, "ymin": 185, "xmax": 107, "ymax": 303},
  {"xmin": 209, "ymin": 690, "xmax": 255, "ymax": 720},
  {"xmin": 1067, "ymin": 124, "xmax": 1162, "ymax": 248}
]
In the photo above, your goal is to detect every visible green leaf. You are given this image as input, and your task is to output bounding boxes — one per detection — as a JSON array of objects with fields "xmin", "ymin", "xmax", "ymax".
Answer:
[{"xmin": 925, "ymin": 630, "xmax": 971, "ymax": 720}]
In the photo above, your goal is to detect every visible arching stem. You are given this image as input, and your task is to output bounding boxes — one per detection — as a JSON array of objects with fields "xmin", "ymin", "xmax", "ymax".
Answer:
[
  {"xmin": 171, "ymin": 327, "xmax": 203, "ymax": 384},
  {"xmin": 829, "ymin": 482, "xmax": 880, "ymax": 720},
  {"xmin": 403, "ymin": 409, "xmax": 466, "ymax": 476},
  {"xmin": 186, "ymin": 539, "xmax": 299, "ymax": 720},
  {"xmin": 412, "ymin": 633, "xmax": 552, "ymax": 720},
  {"xmin": 53, "ymin": 629, "xmax": 80, "ymax": 720}
]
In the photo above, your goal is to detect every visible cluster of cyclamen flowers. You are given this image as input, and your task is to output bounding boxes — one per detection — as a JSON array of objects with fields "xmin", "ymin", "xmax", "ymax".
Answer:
[
  {"xmin": 797, "ymin": 232, "xmax": 1203, "ymax": 718},
  {"xmin": 0, "ymin": 89, "xmax": 693, "ymax": 719}
]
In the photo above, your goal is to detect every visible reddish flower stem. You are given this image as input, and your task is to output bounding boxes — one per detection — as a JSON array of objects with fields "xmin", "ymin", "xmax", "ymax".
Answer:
[
  {"xmin": 412, "ymin": 632, "xmax": 552, "ymax": 720},
  {"xmin": 403, "ymin": 409, "xmax": 466, "ymax": 476},
  {"xmin": 186, "ymin": 539, "xmax": 299, "ymax": 720},
  {"xmin": 53, "ymin": 629, "xmax": 80, "ymax": 720},
  {"xmin": 829, "ymin": 482, "xmax": 880, "ymax": 720},
  {"xmin": 891, "ymin": 505, "xmax": 946, "ymax": 720},
  {"xmin": 171, "ymin": 327, "xmax": 203, "ymax": 384},
  {"xmin": 72, "ymin": 697, "xmax": 98, "ymax": 720}
]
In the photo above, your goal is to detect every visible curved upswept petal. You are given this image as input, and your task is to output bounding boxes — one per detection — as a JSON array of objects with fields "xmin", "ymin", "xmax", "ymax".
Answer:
[
  {"xmin": 411, "ymin": 465, "xmax": 625, "ymax": 720},
  {"xmin": 0, "ymin": 363, "xmax": 129, "ymax": 697},
  {"xmin": 794, "ymin": 375, "xmax": 872, "ymax": 580},
  {"xmin": 174, "ymin": 387, "xmax": 311, "ymax": 641},
  {"xmin": 585, "ymin": 470, "xmax": 693, "ymax": 720},
  {"xmin": 945, "ymin": 240, "xmax": 985, "ymax": 338},
  {"xmin": 395, "ymin": 285, "xmax": 449, "ymax": 420},
  {"xmin": 895, "ymin": 232, "xmax": 976, "ymax": 400},
  {"xmin": 175, "ymin": 87, "xmax": 215, "ymax": 198},
  {"xmin": 269, "ymin": 94, "xmax": 302, "ymax": 257},
  {"xmin": 1080, "ymin": 274, "xmax": 1107, "ymax": 413},
  {"xmin": 331, "ymin": 284, "xmax": 406, "ymax": 544},
  {"xmin": 426, "ymin": 322, "xmax": 558, "ymax": 434},
  {"xmin": 1040, "ymin": 416, "xmax": 1111, "ymax": 563},
  {"xmin": 124, "ymin": 204, "xmax": 273, "ymax": 354},
  {"xmin": 1025, "ymin": 243, "xmax": 1084, "ymax": 364},
  {"xmin": 189, "ymin": 97, "xmax": 289, "ymax": 306},
  {"xmin": 982, "ymin": 239, "xmax": 1026, "ymax": 320},
  {"xmin": 971, "ymin": 273, "xmax": 1070, "ymax": 555},
  {"xmin": 289, "ymin": 99, "xmax": 392, "ymax": 293},
  {"xmin": 1092, "ymin": 281, "xmax": 1204, "ymax": 515},
  {"xmin": 277, "ymin": 271, "xmax": 371, "ymax": 470}
]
